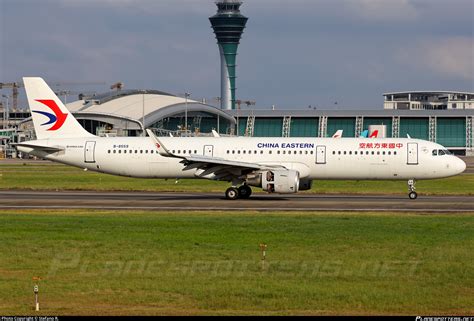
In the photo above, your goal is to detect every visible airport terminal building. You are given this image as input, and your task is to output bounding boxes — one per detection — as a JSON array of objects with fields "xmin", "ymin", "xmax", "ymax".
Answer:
[
  {"xmin": 17, "ymin": 89, "xmax": 237, "ymax": 141},
  {"xmin": 228, "ymin": 108, "xmax": 474, "ymax": 155}
]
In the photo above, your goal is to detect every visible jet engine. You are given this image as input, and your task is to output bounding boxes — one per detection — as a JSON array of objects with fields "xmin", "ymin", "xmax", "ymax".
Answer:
[{"xmin": 246, "ymin": 169, "xmax": 300, "ymax": 193}]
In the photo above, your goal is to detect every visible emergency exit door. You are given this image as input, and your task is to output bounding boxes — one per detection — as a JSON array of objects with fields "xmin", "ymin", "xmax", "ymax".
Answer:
[
  {"xmin": 204, "ymin": 145, "xmax": 214, "ymax": 157},
  {"xmin": 316, "ymin": 145, "xmax": 326, "ymax": 164},
  {"xmin": 407, "ymin": 142, "xmax": 418, "ymax": 165},
  {"xmin": 84, "ymin": 141, "xmax": 96, "ymax": 163}
]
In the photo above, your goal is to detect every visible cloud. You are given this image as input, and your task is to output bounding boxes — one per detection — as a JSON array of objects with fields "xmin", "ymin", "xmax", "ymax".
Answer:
[
  {"xmin": 1, "ymin": 0, "xmax": 473, "ymax": 109},
  {"xmin": 349, "ymin": 0, "xmax": 419, "ymax": 21},
  {"xmin": 57, "ymin": 0, "xmax": 213, "ymax": 15},
  {"xmin": 397, "ymin": 36, "xmax": 474, "ymax": 80}
]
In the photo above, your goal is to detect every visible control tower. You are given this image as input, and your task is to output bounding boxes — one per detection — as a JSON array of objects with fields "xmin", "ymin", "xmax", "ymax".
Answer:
[{"xmin": 209, "ymin": 0, "xmax": 248, "ymax": 110}]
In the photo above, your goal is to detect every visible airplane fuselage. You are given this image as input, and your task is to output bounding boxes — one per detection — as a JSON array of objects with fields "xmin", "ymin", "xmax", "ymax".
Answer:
[{"xmin": 17, "ymin": 136, "xmax": 466, "ymax": 181}]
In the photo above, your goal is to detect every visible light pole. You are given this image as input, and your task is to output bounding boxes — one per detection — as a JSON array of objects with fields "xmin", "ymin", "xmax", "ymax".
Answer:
[
  {"xmin": 1, "ymin": 95, "xmax": 9, "ymax": 129},
  {"xmin": 184, "ymin": 92, "xmax": 190, "ymax": 136},
  {"xmin": 142, "ymin": 90, "xmax": 146, "ymax": 136}
]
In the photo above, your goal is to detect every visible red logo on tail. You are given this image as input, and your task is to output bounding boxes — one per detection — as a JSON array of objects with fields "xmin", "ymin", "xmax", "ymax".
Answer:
[{"xmin": 34, "ymin": 100, "xmax": 68, "ymax": 131}]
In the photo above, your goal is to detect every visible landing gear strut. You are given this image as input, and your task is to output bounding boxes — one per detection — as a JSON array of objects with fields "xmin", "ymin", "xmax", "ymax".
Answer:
[
  {"xmin": 225, "ymin": 185, "xmax": 252, "ymax": 200},
  {"xmin": 408, "ymin": 179, "xmax": 417, "ymax": 199}
]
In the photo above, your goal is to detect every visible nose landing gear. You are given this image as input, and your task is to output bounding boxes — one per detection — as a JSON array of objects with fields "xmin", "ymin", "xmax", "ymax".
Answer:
[
  {"xmin": 408, "ymin": 179, "xmax": 417, "ymax": 199},
  {"xmin": 225, "ymin": 185, "xmax": 252, "ymax": 200}
]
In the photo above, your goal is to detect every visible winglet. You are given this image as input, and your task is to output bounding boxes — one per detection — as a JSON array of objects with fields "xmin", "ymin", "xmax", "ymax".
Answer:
[
  {"xmin": 146, "ymin": 129, "xmax": 173, "ymax": 157},
  {"xmin": 211, "ymin": 129, "xmax": 220, "ymax": 138},
  {"xmin": 331, "ymin": 129, "xmax": 343, "ymax": 138},
  {"xmin": 407, "ymin": 134, "xmax": 411, "ymax": 139}
]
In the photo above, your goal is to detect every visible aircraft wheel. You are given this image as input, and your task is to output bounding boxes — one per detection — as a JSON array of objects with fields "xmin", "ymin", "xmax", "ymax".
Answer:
[
  {"xmin": 225, "ymin": 187, "xmax": 239, "ymax": 200},
  {"xmin": 238, "ymin": 185, "xmax": 252, "ymax": 199},
  {"xmin": 408, "ymin": 191, "xmax": 418, "ymax": 200}
]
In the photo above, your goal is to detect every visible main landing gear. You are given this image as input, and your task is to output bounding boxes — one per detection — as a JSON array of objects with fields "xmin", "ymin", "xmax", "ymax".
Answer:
[
  {"xmin": 408, "ymin": 179, "xmax": 417, "ymax": 200},
  {"xmin": 225, "ymin": 185, "xmax": 252, "ymax": 200}
]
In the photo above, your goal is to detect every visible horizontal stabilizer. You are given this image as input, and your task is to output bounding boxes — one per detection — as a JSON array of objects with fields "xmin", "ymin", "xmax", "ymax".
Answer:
[{"xmin": 13, "ymin": 142, "xmax": 64, "ymax": 152}]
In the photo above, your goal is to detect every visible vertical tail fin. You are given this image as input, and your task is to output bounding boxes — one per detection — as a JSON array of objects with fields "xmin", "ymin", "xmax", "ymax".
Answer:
[{"xmin": 23, "ymin": 77, "xmax": 94, "ymax": 139}]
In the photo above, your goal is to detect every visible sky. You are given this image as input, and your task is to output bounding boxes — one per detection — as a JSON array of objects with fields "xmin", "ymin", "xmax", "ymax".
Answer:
[{"xmin": 0, "ymin": 0, "xmax": 473, "ymax": 110}]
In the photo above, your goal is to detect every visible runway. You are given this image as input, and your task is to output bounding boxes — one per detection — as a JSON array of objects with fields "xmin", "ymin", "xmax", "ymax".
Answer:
[{"xmin": 0, "ymin": 190, "xmax": 473, "ymax": 213}]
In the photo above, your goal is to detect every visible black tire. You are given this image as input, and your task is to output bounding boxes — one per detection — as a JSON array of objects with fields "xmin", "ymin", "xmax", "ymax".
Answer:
[
  {"xmin": 238, "ymin": 185, "xmax": 252, "ymax": 199},
  {"xmin": 408, "ymin": 191, "xmax": 418, "ymax": 200},
  {"xmin": 225, "ymin": 187, "xmax": 239, "ymax": 200}
]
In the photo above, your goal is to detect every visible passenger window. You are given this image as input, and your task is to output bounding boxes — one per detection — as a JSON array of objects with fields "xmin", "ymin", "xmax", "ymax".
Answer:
[
  {"xmin": 377, "ymin": 151, "xmax": 380, "ymax": 155},
  {"xmin": 277, "ymin": 151, "xmax": 280, "ymax": 154},
  {"xmin": 227, "ymin": 150, "xmax": 229, "ymax": 154},
  {"xmin": 305, "ymin": 151, "xmax": 308, "ymax": 154},
  {"xmin": 146, "ymin": 150, "xmax": 149, "ymax": 154},
  {"xmin": 238, "ymin": 150, "xmax": 241, "ymax": 154},
  {"xmin": 118, "ymin": 150, "xmax": 122, "ymax": 154},
  {"xmin": 371, "ymin": 151, "xmax": 374, "ymax": 155},
  {"xmin": 194, "ymin": 150, "xmax": 197, "ymax": 154},
  {"xmin": 310, "ymin": 151, "xmax": 314, "ymax": 154},
  {"xmin": 283, "ymin": 151, "xmax": 286, "ymax": 154},
  {"xmin": 113, "ymin": 150, "xmax": 116, "ymax": 154},
  {"xmin": 344, "ymin": 151, "xmax": 347, "ymax": 155},
  {"xmin": 254, "ymin": 150, "xmax": 257, "ymax": 154},
  {"xmin": 232, "ymin": 150, "xmax": 235, "ymax": 154},
  {"xmin": 432, "ymin": 150, "xmax": 437, "ymax": 156},
  {"xmin": 388, "ymin": 151, "xmax": 391, "ymax": 155},
  {"xmin": 108, "ymin": 150, "xmax": 111, "ymax": 154},
  {"xmin": 151, "ymin": 150, "xmax": 154, "ymax": 154},
  {"xmin": 394, "ymin": 151, "xmax": 397, "ymax": 155},
  {"xmin": 366, "ymin": 151, "xmax": 369, "ymax": 155},
  {"xmin": 349, "ymin": 151, "xmax": 352, "ymax": 155},
  {"xmin": 382, "ymin": 151, "xmax": 386, "ymax": 155},
  {"xmin": 189, "ymin": 150, "xmax": 192, "ymax": 154},
  {"xmin": 172, "ymin": 150, "xmax": 175, "ymax": 153},
  {"xmin": 338, "ymin": 151, "xmax": 341, "ymax": 155},
  {"xmin": 243, "ymin": 150, "xmax": 246, "ymax": 154},
  {"xmin": 140, "ymin": 150, "xmax": 143, "ymax": 154},
  {"xmin": 355, "ymin": 151, "xmax": 358, "ymax": 155},
  {"xmin": 299, "ymin": 151, "xmax": 302, "ymax": 154},
  {"xmin": 124, "ymin": 150, "xmax": 127, "ymax": 154}
]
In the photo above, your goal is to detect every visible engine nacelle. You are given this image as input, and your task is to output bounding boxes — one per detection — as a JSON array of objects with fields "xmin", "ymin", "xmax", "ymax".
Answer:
[
  {"xmin": 298, "ymin": 178, "xmax": 312, "ymax": 191},
  {"xmin": 247, "ymin": 170, "xmax": 300, "ymax": 194}
]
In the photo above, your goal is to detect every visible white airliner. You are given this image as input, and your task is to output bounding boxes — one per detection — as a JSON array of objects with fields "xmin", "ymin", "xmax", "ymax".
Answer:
[{"xmin": 16, "ymin": 77, "xmax": 466, "ymax": 200}]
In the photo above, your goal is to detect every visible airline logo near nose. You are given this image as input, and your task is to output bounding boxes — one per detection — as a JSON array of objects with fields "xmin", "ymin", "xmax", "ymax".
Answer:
[{"xmin": 32, "ymin": 99, "xmax": 68, "ymax": 131}]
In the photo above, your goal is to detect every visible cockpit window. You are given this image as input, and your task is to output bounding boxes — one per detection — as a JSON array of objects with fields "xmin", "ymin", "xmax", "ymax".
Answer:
[{"xmin": 433, "ymin": 149, "xmax": 452, "ymax": 156}]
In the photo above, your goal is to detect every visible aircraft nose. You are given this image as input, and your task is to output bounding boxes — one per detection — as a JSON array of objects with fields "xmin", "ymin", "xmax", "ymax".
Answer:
[{"xmin": 455, "ymin": 157, "xmax": 466, "ymax": 174}]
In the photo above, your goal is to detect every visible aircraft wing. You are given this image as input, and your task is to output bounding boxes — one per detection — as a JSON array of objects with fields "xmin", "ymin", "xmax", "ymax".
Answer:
[{"xmin": 146, "ymin": 129, "xmax": 284, "ymax": 181}]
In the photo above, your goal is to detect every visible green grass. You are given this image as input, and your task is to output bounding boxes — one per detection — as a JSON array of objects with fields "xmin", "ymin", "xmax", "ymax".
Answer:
[
  {"xmin": 0, "ymin": 163, "xmax": 473, "ymax": 195},
  {"xmin": 0, "ymin": 210, "xmax": 472, "ymax": 315}
]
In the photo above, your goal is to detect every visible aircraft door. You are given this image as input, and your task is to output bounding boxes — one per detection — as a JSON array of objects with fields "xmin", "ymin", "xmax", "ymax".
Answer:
[
  {"xmin": 84, "ymin": 141, "xmax": 96, "ymax": 163},
  {"xmin": 316, "ymin": 145, "xmax": 326, "ymax": 164},
  {"xmin": 204, "ymin": 145, "xmax": 214, "ymax": 157},
  {"xmin": 407, "ymin": 142, "xmax": 418, "ymax": 165}
]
